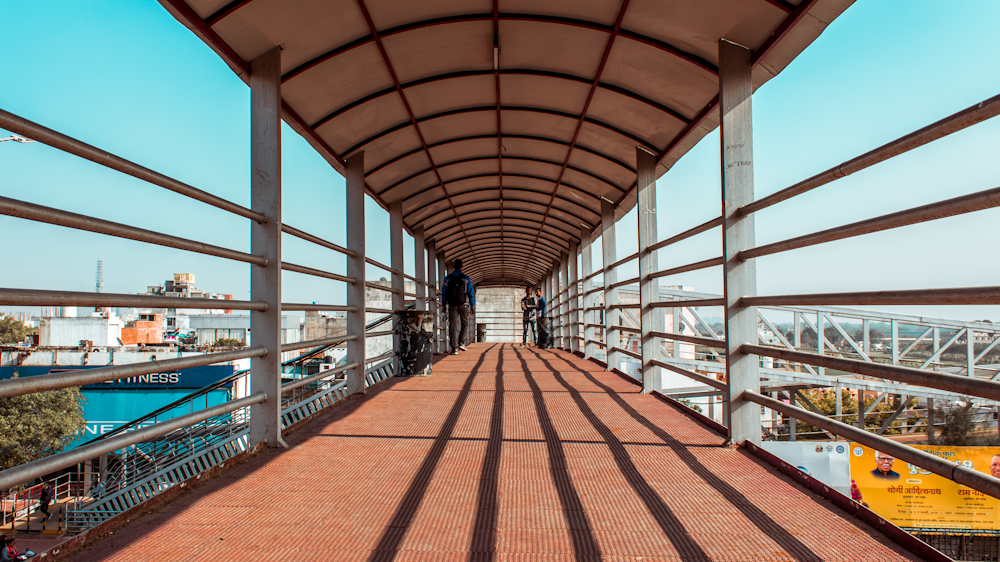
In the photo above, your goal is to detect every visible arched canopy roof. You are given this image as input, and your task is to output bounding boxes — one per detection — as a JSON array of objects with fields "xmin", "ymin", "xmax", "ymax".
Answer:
[{"xmin": 161, "ymin": 0, "xmax": 852, "ymax": 285}]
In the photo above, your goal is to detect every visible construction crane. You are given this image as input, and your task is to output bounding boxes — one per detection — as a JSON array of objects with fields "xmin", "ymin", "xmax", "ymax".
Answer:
[{"xmin": 0, "ymin": 135, "xmax": 35, "ymax": 143}]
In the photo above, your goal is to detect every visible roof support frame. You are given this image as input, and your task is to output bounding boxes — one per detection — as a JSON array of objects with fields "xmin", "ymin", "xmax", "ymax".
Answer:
[
  {"xmin": 429, "ymin": 216, "xmax": 579, "ymax": 249},
  {"xmin": 278, "ymin": 13, "xmax": 717, "ymax": 84},
  {"xmin": 311, "ymin": 68, "xmax": 690, "ymax": 131},
  {"xmin": 411, "ymin": 185, "xmax": 600, "ymax": 221},
  {"xmin": 400, "ymin": 172, "xmax": 611, "ymax": 211},
  {"xmin": 339, "ymin": 105, "xmax": 659, "ymax": 161},
  {"xmin": 406, "ymin": 191, "xmax": 597, "ymax": 230},
  {"xmin": 415, "ymin": 200, "xmax": 589, "ymax": 240},
  {"xmin": 377, "ymin": 154, "xmax": 627, "ymax": 200},
  {"xmin": 367, "ymin": 133, "xmax": 635, "ymax": 178},
  {"xmin": 353, "ymin": 0, "xmax": 482, "ymax": 273}
]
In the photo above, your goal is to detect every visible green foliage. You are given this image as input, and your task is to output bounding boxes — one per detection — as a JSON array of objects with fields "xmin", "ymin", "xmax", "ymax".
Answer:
[
  {"xmin": 178, "ymin": 333, "xmax": 196, "ymax": 345},
  {"xmin": 212, "ymin": 337, "xmax": 245, "ymax": 347},
  {"xmin": 0, "ymin": 375, "xmax": 87, "ymax": 471},
  {"xmin": 783, "ymin": 389, "xmax": 911, "ymax": 440},
  {"xmin": 932, "ymin": 401, "xmax": 1000, "ymax": 446},
  {"xmin": 0, "ymin": 316, "xmax": 37, "ymax": 345}
]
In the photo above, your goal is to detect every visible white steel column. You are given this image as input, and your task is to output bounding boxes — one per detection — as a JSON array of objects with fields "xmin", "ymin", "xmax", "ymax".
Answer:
[
  {"xmin": 637, "ymin": 148, "xmax": 661, "ymax": 394},
  {"xmin": 427, "ymin": 240, "xmax": 437, "ymax": 347},
  {"xmin": 719, "ymin": 39, "xmax": 760, "ymax": 445},
  {"xmin": 390, "ymin": 200, "xmax": 405, "ymax": 372},
  {"xmin": 561, "ymin": 253, "xmax": 570, "ymax": 350},
  {"xmin": 602, "ymin": 199, "xmax": 619, "ymax": 371},
  {"xmin": 438, "ymin": 252, "xmax": 447, "ymax": 353},
  {"xmin": 345, "ymin": 152, "xmax": 367, "ymax": 395},
  {"xmin": 249, "ymin": 47, "xmax": 283, "ymax": 447},
  {"xmin": 414, "ymin": 227, "xmax": 426, "ymax": 311},
  {"xmin": 568, "ymin": 240, "xmax": 579, "ymax": 354},
  {"xmin": 581, "ymin": 226, "xmax": 595, "ymax": 359}
]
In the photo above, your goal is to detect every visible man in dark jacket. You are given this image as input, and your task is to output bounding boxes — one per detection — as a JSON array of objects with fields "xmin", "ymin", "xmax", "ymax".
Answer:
[
  {"xmin": 535, "ymin": 287, "xmax": 550, "ymax": 349},
  {"xmin": 441, "ymin": 259, "xmax": 475, "ymax": 355},
  {"xmin": 520, "ymin": 287, "xmax": 536, "ymax": 347},
  {"xmin": 38, "ymin": 482, "xmax": 55, "ymax": 521}
]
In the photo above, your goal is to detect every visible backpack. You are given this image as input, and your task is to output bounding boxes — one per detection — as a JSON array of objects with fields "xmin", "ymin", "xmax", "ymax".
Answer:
[{"xmin": 445, "ymin": 273, "xmax": 468, "ymax": 306}]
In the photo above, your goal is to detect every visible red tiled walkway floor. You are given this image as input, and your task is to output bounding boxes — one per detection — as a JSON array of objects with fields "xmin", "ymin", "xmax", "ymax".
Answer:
[{"xmin": 69, "ymin": 344, "xmax": 928, "ymax": 561}]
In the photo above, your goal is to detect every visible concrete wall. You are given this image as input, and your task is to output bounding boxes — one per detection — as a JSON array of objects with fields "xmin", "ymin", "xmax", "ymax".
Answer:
[
  {"xmin": 40, "ymin": 316, "xmax": 124, "ymax": 347},
  {"xmin": 474, "ymin": 287, "xmax": 524, "ymax": 343}
]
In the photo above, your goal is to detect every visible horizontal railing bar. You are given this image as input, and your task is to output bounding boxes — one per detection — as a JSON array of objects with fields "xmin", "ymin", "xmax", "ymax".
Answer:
[
  {"xmin": 742, "ymin": 286, "xmax": 1000, "ymax": 307},
  {"xmin": 585, "ymin": 339, "xmax": 606, "ymax": 348},
  {"xmin": 281, "ymin": 334, "xmax": 357, "ymax": 353},
  {"xmin": 366, "ymin": 351, "xmax": 395, "ymax": 365},
  {"xmin": 648, "ymin": 216, "xmax": 723, "ymax": 253},
  {"xmin": 608, "ymin": 276, "xmax": 639, "ymax": 290},
  {"xmin": 0, "ymin": 392, "xmax": 267, "ymax": 492},
  {"xmin": 365, "ymin": 258, "xmax": 400, "ymax": 275},
  {"xmin": 0, "ymin": 348, "xmax": 266, "ymax": 399},
  {"xmin": 282, "ymin": 302, "xmax": 357, "ymax": 312},
  {"xmin": 649, "ymin": 331, "xmax": 726, "ymax": 349},
  {"xmin": 0, "ymin": 196, "xmax": 266, "ymax": 265},
  {"xmin": 582, "ymin": 287, "xmax": 603, "ymax": 296},
  {"xmin": 0, "ymin": 288, "xmax": 266, "ymax": 311},
  {"xmin": 740, "ymin": 185, "xmax": 1000, "ymax": 260},
  {"xmin": 610, "ymin": 346, "xmax": 641, "ymax": 360},
  {"xmin": 281, "ymin": 224, "xmax": 355, "ymax": 257},
  {"xmin": 404, "ymin": 292, "xmax": 419, "ymax": 298},
  {"xmin": 584, "ymin": 307, "xmax": 604, "ymax": 312},
  {"xmin": 650, "ymin": 298, "xmax": 725, "ymax": 308},
  {"xmin": 605, "ymin": 252, "xmax": 640, "ymax": 272},
  {"xmin": 365, "ymin": 282, "xmax": 401, "ymax": 294},
  {"xmin": 282, "ymin": 364, "xmax": 355, "ymax": 392},
  {"xmin": 0, "ymin": 109, "xmax": 266, "ymax": 223},
  {"xmin": 585, "ymin": 323, "xmax": 604, "ymax": 329},
  {"xmin": 649, "ymin": 256, "xmax": 724, "ymax": 280},
  {"xmin": 608, "ymin": 303, "xmax": 640, "ymax": 309},
  {"xmin": 581, "ymin": 269, "xmax": 603, "ymax": 282},
  {"xmin": 743, "ymin": 344, "xmax": 1000, "ymax": 401},
  {"xmin": 649, "ymin": 359, "xmax": 727, "ymax": 391},
  {"xmin": 618, "ymin": 326, "xmax": 641, "ymax": 334},
  {"xmin": 282, "ymin": 262, "xmax": 356, "ymax": 284},
  {"xmin": 741, "ymin": 390, "xmax": 1000, "ymax": 499},
  {"xmin": 366, "ymin": 330, "xmax": 394, "ymax": 337},
  {"xmin": 739, "ymin": 94, "xmax": 1000, "ymax": 217},
  {"xmin": 368, "ymin": 307, "xmax": 393, "ymax": 314}
]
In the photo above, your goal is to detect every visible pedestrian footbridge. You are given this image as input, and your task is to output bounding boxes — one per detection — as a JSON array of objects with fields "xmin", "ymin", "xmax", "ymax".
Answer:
[{"xmin": 66, "ymin": 346, "xmax": 933, "ymax": 561}]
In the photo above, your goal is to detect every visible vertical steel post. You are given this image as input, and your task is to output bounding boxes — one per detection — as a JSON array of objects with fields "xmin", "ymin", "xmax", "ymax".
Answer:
[
  {"xmin": 719, "ymin": 39, "xmax": 759, "ymax": 445},
  {"xmin": 817, "ymin": 313, "xmax": 826, "ymax": 377},
  {"xmin": 390, "ymin": 200, "xmax": 404, "ymax": 371},
  {"xmin": 438, "ymin": 252, "xmax": 447, "ymax": 353},
  {"xmin": 414, "ymin": 227, "xmax": 426, "ymax": 311},
  {"xmin": 891, "ymin": 320, "xmax": 900, "ymax": 365},
  {"xmin": 427, "ymin": 240, "xmax": 437, "ymax": 349},
  {"xmin": 249, "ymin": 47, "xmax": 283, "ymax": 447},
  {"xmin": 968, "ymin": 329, "xmax": 975, "ymax": 376},
  {"xmin": 789, "ymin": 392, "xmax": 797, "ymax": 442},
  {"xmin": 568, "ymin": 240, "xmax": 579, "ymax": 354},
  {"xmin": 582, "ymin": 226, "xmax": 595, "ymax": 359},
  {"xmin": 863, "ymin": 319, "xmax": 871, "ymax": 356},
  {"xmin": 560, "ymin": 253, "xmax": 569, "ymax": 349},
  {"xmin": 927, "ymin": 398, "xmax": 936, "ymax": 443},
  {"xmin": 345, "ymin": 152, "xmax": 367, "ymax": 395},
  {"xmin": 602, "ymin": 199, "xmax": 619, "ymax": 371},
  {"xmin": 637, "ymin": 148, "xmax": 661, "ymax": 393}
]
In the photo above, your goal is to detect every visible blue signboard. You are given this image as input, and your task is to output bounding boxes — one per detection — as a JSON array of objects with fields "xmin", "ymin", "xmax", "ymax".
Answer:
[
  {"xmin": 65, "ymin": 388, "xmax": 232, "ymax": 449},
  {"xmin": 0, "ymin": 364, "xmax": 234, "ymax": 389}
]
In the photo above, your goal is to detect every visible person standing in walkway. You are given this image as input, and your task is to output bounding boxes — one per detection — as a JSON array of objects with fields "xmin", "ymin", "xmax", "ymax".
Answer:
[
  {"xmin": 520, "ymin": 287, "xmax": 536, "ymax": 347},
  {"xmin": 37, "ymin": 483, "xmax": 55, "ymax": 522},
  {"xmin": 535, "ymin": 287, "xmax": 549, "ymax": 349},
  {"xmin": 441, "ymin": 259, "xmax": 475, "ymax": 355}
]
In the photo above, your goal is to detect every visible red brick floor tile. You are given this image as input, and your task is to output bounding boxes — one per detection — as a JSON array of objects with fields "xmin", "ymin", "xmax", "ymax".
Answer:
[{"xmin": 65, "ymin": 344, "xmax": 930, "ymax": 562}]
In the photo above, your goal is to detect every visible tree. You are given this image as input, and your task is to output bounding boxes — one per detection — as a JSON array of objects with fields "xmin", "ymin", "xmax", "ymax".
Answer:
[
  {"xmin": 212, "ymin": 337, "xmax": 245, "ymax": 347},
  {"xmin": 852, "ymin": 328, "xmax": 885, "ymax": 343},
  {"xmin": 932, "ymin": 401, "xmax": 1000, "ymax": 446},
  {"xmin": 0, "ymin": 316, "xmax": 37, "ymax": 345},
  {"xmin": 0, "ymin": 375, "xmax": 86, "ymax": 472}
]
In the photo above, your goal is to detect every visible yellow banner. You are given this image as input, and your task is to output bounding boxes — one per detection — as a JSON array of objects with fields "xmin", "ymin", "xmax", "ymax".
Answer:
[{"xmin": 849, "ymin": 443, "xmax": 1000, "ymax": 531}]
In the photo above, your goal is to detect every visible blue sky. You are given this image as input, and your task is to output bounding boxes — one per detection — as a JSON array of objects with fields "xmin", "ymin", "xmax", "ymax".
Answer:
[{"xmin": 1, "ymin": 1, "xmax": 998, "ymax": 322}]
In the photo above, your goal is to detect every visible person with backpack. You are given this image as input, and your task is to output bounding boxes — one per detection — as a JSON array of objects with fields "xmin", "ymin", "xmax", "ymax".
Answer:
[
  {"xmin": 441, "ymin": 259, "xmax": 475, "ymax": 355},
  {"xmin": 37, "ymin": 483, "xmax": 55, "ymax": 522}
]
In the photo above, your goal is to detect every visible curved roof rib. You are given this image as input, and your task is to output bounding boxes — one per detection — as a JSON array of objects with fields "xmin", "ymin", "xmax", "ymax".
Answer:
[{"xmin": 162, "ymin": 0, "xmax": 854, "ymax": 286}]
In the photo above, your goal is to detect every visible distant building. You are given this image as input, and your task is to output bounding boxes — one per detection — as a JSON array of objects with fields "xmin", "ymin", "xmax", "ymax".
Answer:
[
  {"xmin": 39, "ymin": 313, "xmax": 124, "ymax": 347},
  {"xmin": 121, "ymin": 313, "xmax": 164, "ymax": 345}
]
